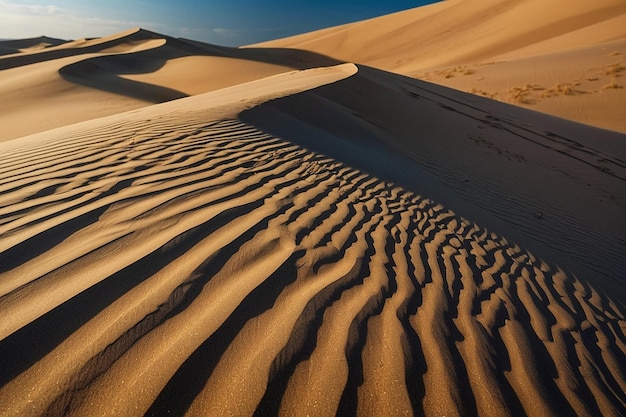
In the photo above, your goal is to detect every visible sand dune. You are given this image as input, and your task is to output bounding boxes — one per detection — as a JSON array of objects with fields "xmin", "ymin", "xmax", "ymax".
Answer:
[
  {"xmin": 1, "ymin": 1, "xmax": 626, "ymax": 416},
  {"xmin": 0, "ymin": 36, "xmax": 68, "ymax": 55},
  {"xmin": 3, "ymin": 0, "xmax": 624, "ymax": 141},
  {"xmin": 0, "ymin": 28, "xmax": 338, "ymax": 142},
  {"xmin": 252, "ymin": 0, "xmax": 626, "ymax": 133},
  {"xmin": 1, "ymin": 60, "xmax": 625, "ymax": 416}
]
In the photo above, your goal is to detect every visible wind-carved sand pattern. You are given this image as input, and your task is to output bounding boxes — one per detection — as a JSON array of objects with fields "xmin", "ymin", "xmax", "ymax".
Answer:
[{"xmin": 0, "ymin": 102, "xmax": 625, "ymax": 417}]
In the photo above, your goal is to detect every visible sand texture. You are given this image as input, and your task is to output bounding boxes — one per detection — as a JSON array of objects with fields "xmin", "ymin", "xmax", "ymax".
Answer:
[
  {"xmin": 253, "ymin": 0, "xmax": 626, "ymax": 133},
  {"xmin": 1, "ymin": 1, "xmax": 626, "ymax": 416},
  {"xmin": 1, "ymin": 60, "xmax": 625, "ymax": 416}
]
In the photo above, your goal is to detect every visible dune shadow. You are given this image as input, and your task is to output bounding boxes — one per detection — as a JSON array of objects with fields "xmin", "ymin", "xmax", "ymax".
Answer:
[
  {"xmin": 0, "ymin": 47, "xmax": 19, "ymax": 57},
  {"xmin": 238, "ymin": 78, "xmax": 442, "ymax": 207},
  {"xmin": 59, "ymin": 64, "xmax": 189, "ymax": 103}
]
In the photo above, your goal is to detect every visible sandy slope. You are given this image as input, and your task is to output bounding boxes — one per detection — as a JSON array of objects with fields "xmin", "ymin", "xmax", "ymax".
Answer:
[
  {"xmin": 0, "ymin": 61, "xmax": 624, "ymax": 417},
  {"xmin": 251, "ymin": 0, "xmax": 626, "ymax": 133}
]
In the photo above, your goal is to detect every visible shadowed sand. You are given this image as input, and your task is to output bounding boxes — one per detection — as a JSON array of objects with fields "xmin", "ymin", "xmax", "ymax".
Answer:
[
  {"xmin": 0, "ymin": 36, "xmax": 68, "ymax": 55},
  {"xmin": 0, "ymin": 63, "xmax": 624, "ymax": 417}
]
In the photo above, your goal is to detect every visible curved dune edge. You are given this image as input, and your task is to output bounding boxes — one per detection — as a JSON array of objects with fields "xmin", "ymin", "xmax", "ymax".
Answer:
[
  {"xmin": 0, "ymin": 65, "xmax": 624, "ymax": 417},
  {"xmin": 0, "ymin": 27, "xmax": 343, "ymax": 142}
]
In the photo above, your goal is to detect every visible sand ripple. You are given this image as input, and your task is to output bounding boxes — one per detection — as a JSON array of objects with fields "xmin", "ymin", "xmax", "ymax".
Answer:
[{"xmin": 0, "ymin": 106, "xmax": 624, "ymax": 417}]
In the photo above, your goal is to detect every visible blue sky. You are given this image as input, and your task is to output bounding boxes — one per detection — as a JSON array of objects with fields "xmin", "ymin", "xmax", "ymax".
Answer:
[{"xmin": 1, "ymin": 0, "xmax": 440, "ymax": 45}]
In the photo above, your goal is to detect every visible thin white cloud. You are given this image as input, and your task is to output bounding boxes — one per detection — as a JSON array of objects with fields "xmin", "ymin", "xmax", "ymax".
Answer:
[
  {"xmin": 211, "ymin": 27, "xmax": 240, "ymax": 37},
  {"xmin": 1, "ymin": 2, "xmax": 61, "ymax": 15}
]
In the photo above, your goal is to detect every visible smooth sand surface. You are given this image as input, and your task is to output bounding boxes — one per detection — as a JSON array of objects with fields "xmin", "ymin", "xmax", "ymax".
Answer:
[
  {"xmin": 252, "ymin": 0, "xmax": 626, "ymax": 133},
  {"xmin": 1, "ymin": 2, "xmax": 625, "ymax": 417}
]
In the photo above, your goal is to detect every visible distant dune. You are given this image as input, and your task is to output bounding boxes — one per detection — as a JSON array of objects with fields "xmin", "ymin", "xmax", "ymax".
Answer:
[
  {"xmin": 0, "ymin": 1, "xmax": 625, "ymax": 417},
  {"xmin": 0, "ymin": 36, "xmax": 68, "ymax": 53},
  {"xmin": 0, "ymin": 28, "xmax": 339, "ymax": 142},
  {"xmin": 253, "ymin": 0, "xmax": 626, "ymax": 133}
]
